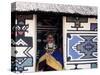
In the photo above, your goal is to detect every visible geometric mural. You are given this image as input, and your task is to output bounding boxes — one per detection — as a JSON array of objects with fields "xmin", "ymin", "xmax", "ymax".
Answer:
[
  {"xmin": 67, "ymin": 34, "xmax": 97, "ymax": 60},
  {"xmin": 11, "ymin": 15, "xmax": 33, "ymax": 73},
  {"xmin": 76, "ymin": 36, "xmax": 97, "ymax": 59},
  {"xmin": 66, "ymin": 17, "xmax": 97, "ymax": 70}
]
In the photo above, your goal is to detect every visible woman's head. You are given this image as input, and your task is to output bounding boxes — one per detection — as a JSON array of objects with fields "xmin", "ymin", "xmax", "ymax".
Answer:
[{"xmin": 46, "ymin": 32, "xmax": 55, "ymax": 43}]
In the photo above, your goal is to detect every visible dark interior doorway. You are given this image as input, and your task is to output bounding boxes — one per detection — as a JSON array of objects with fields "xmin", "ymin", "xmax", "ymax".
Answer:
[{"xmin": 36, "ymin": 13, "xmax": 63, "ymax": 71}]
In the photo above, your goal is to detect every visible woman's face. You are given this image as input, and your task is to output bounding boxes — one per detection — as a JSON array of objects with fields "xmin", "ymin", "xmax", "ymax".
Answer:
[{"xmin": 46, "ymin": 34, "xmax": 54, "ymax": 43}]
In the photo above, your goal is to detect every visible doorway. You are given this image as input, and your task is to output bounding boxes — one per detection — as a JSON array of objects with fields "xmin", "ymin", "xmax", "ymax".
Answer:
[{"xmin": 36, "ymin": 13, "xmax": 63, "ymax": 71}]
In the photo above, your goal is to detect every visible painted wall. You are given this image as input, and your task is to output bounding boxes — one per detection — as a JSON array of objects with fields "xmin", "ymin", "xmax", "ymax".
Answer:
[
  {"xmin": 11, "ymin": 14, "xmax": 97, "ymax": 72},
  {"xmin": 63, "ymin": 16, "xmax": 97, "ymax": 70},
  {"xmin": 11, "ymin": 14, "xmax": 37, "ymax": 73}
]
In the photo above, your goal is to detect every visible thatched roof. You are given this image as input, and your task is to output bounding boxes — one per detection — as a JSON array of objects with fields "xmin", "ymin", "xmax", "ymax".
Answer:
[{"xmin": 11, "ymin": 2, "xmax": 97, "ymax": 16}]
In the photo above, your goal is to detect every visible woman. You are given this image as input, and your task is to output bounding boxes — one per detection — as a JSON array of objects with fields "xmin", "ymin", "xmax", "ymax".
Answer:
[{"xmin": 37, "ymin": 32, "xmax": 63, "ymax": 71}]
